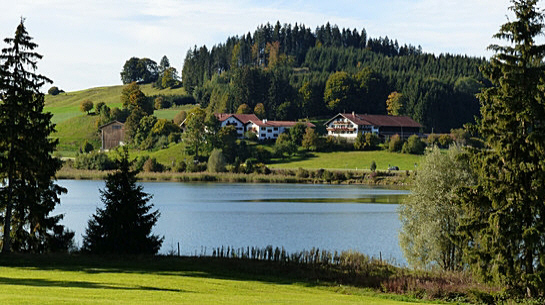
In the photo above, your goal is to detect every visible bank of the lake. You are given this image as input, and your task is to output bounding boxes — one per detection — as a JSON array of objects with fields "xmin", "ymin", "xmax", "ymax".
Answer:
[{"xmin": 57, "ymin": 166, "xmax": 414, "ymax": 186}]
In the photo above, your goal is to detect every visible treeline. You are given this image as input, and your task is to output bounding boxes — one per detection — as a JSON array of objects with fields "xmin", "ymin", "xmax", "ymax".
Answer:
[{"xmin": 181, "ymin": 22, "xmax": 488, "ymax": 132}]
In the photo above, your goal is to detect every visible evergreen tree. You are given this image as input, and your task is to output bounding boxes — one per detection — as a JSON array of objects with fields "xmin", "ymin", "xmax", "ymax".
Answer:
[
  {"xmin": 458, "ymin": 0, "xmax": 545, "ymax": 295},
  {"xmin": 0, "ymin": 19, "xmax": 73, "ymax": 253},
  {"xmin": 82, "ymin": 148, "xmax": 163, "ymax": 254}
]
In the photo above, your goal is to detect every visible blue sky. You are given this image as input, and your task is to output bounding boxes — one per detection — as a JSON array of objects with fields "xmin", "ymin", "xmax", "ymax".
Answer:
[{"xmin": 0, "ymin": 0, "xmax": 528, "ymax": 92}]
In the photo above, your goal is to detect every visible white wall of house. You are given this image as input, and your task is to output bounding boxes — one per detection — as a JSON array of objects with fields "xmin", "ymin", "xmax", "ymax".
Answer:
[
  {"xmin": 246, "ymin": 122, "xmax": 287, "ymax": 141},
  {"xmin": 326, "ymin": 118, "xmax": 359, "ymax": 139}
]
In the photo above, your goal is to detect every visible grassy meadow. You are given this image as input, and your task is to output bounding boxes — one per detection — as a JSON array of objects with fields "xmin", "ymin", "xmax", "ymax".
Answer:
[
  {"xmin": 270, "ymin": 150, "xmax": 423, "ymax": 171},
  {"xmin": 0, "ymin": 255, "xmax": 425, "ymax": 304}
]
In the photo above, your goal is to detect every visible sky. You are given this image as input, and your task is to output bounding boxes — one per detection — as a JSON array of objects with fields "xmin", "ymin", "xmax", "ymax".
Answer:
[{"xmin": 0, "ymin": 0, "xmax": 533, "ymax": 92}]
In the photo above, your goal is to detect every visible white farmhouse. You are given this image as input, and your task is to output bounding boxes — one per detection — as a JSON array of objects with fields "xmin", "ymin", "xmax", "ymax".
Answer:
[{"xmin": 325, "ymin": 113, "xmax": 422, "ymax": 139}]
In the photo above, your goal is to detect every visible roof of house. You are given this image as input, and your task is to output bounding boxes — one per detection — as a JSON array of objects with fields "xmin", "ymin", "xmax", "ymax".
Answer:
[
  {"xmin": 325, "ymin": 113, "xmax": 422, "ymax": 128},
  {"xmin": 215, "ymin": 113, "xmax": 260, "ymax": 124},
  {"xmin": 98, "ymin": 120, "xmax": 124, "ymax": 129},
  {"xmin": 216, "ymin": 113, "xmax": 315, "ymax": 128}
]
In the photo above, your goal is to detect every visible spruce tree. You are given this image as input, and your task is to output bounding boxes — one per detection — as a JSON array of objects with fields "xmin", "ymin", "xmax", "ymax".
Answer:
[
  {"xmin": 82, "ymin": 148, "xmax": 163, "ymax": 254},
  {"xmin": 458, "ymin": 0, "xmax": 545, "ymax": 295},
  {"xmin": 0, "ymin": 19, "xmax": 72, "ymax": 253}
]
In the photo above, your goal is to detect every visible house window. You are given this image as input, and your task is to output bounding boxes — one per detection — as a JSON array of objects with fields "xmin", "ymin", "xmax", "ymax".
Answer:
[
  {"xmin": 273, "ymin": 134, "xmax": 278, "ymax": 137},
  {"xmin": 113, "ymin": 125, "xmax": 121, "ymax": 130},
  {"xmin": 261, "ymin": 134, "xmax": 266, "ymax": 138},
  {"xmin": 273, "ymin": 127, "xmax": 278, "ymax": 131}
]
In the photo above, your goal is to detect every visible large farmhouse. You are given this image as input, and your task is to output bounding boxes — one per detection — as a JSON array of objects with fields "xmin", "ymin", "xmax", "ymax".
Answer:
[
  {"xmin": 181, "ymin": 113, "xmax": 315, "ymax": 141},
  {"xmin": 99, "ymin": 120, "xmax": 125, "ymax": 150},
  {"xmin": 325, "ymin": 113, "xmax": 422, "ymax": 139}
]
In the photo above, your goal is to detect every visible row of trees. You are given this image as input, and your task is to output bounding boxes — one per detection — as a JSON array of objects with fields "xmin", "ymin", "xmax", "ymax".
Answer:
[{"xmin": 399, "ymin": 0, "xmax": 545, "ymax": 297}]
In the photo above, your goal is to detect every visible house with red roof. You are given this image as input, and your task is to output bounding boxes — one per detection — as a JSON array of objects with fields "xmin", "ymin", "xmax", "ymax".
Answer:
[
  {"xmin": 324, "ymin": 113, "xmax": 422, "ymax": 139},
  {"xmin": 181, "ymin": 113, "xmax": 315, "ymax": 141}
]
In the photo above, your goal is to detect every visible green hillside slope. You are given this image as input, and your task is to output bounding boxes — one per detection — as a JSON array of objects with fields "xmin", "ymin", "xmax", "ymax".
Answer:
[{"xmin": 46, "ymin": 84, "xmax": 189, "ymax": 156}]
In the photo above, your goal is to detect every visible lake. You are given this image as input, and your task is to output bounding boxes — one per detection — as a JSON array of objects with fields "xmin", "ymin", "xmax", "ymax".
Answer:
[{"xmin": 55, "ymin": 180, "xmax": 409, "ymax": 265}]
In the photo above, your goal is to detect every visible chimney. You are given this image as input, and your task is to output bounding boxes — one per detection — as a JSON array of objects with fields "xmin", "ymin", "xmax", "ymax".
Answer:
[
  {"xmin": 352, "ymin": 111, "xmax": 355, "ymax": 116},
  {"xmin": 262, "ymin": 119, "xmax": 267, "ymax": 123}
]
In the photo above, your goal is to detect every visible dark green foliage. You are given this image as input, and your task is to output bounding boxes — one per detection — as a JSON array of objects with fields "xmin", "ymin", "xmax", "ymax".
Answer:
[
  {"xmin": 388, "ymin": 134, "xmax": 404, "ymax": 152},
  {"xmin": 401, "ymin": 135, "xmax": 425, "ymax": 155},
  {"xmin": 273, "ymin": 133, "xmax": 297, "ymax": 158},
  {"xmin": 81, "ymin": 140, "xmax": 93, "ymax": 153},
  {"xmin": 82, "ymin": 148, "xmax": 163, "ymax": 254},
  {"xmin": 207, "ymin": 149, "xmax": 227, "ymax": 173},
  {"xmin": 0, "ymin": 19, "xmax": 72, "ymax": 253},
  {"xmin": 74, "ymin": 151, "xmax": 115, "ymax": 170},
  {"xmin": 120, "ymin": 57, "xmax": 158, "ymax": 84},
  {"xmin": 48, "ymin": 86, "xmax": 60, "ymax": 95},
  {"xmin": 121, "ymin": 82, "xmax": 153, "ymax": 115},
  {"xmin": 142, "ymin": 157, "xmax": 164, "ymax": 173},
  {"xmin": 79, "ymin": 99, "xmax": 93, "ymax": 114},
  {"xmin": 289, "ymin": 123, "xmax": 307, "ymax": 145},
  {"xmin": 354, "ymin": 133, "xmax": 380, "ymax": 151},
  {"xmin": 370, "ymin": 161, "xmax": 377, "ymax": 172},
  {"xmin": 458, "ymin": 0, "xmax": 545, "ymax": 295}
]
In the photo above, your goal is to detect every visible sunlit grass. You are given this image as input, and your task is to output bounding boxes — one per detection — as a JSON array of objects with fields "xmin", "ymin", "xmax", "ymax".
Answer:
[
  {"xmin": 0, "ymin": 255, "xmax": 424, "ymax": 304},
  {"xmin": 269, "ymin": 150, "xmax": 424, "ymax": 171}
]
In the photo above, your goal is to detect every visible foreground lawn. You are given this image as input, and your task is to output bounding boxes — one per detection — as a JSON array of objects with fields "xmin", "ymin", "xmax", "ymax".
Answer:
[
  {"xmin": 269, "ymin": 150, "xmax": 424, "ymax": 171},
  {"xmin": 0, "ymin": 255, "xmax": 424, "ymax": 304}
]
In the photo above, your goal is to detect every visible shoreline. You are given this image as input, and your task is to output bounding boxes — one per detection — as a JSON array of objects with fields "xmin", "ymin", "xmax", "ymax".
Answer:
[{"xmin": 57, "ymin": 166, "xmax": 414, "ymax": 188}]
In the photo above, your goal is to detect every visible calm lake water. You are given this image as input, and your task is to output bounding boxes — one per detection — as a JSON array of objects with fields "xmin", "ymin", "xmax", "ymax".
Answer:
[{"xmin": 54, "ymin": 180, "xmax": 409, "ymax": 265}]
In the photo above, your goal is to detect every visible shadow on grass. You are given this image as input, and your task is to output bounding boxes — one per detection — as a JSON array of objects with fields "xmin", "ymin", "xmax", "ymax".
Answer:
[
  {"xmin": 0, "ymin": 276, "xmax": 186, "ymax": 292},
  {"xmin": 0, "ymin": 254, "xmax": 392, "ymax": 290},
  {"xmin": 267, "ymin": 152, "xmax": 318, "ymax": 165}
]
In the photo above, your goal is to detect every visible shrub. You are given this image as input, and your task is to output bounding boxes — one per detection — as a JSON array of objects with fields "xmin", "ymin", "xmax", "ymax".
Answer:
[
  {"xmin": 370, "ymin": 160, "xmax": 377, "ymax": 172},
  {"xmin": 173, "ymin": 110, "xmax": 187, "ymax": 126},
  {"xmin": 74, "ymin": 151, "xmax": 114, "ymax": 170},
  {"xmin": 244, "ymin": 130, "xmax": 258, "ymax": 141},
  {"xmin": 172, "ymin": 161, "xmax": 187, "ymax": 173},
  {"xmin": 354, "ymin": 132, "xmax": 380, "ymax": 151},
  {"xmin": 81, "ymin": 140, "xmax": 93, "ymax": 153},
  {"xmin": 388, "ymin": 134, "xmax": 404, "ymax": 152},
  {"xmin": 80, "ymin": 99, "xmax": 94, "ymax": 115},
  {"xmin": 402, "ymin": 135, "xmax": 426, "ymax": 155},
  {"xmin": 438, "ymin": 134, "xmax": 453, "ymax": 148},
  {"xmin": 296, "ymin": 167, "xmax": 309, "ymax": 178},
  {"xmin": 207, "ymin": 149, "xmax": 227, "ymax": 173},
  {"xmin": 143, "ymin": 157, "xmax": 164, "ymax": 172},
  {"xmin": 48, "ymin": 86, "xmax": 60, "ymax": 95}
]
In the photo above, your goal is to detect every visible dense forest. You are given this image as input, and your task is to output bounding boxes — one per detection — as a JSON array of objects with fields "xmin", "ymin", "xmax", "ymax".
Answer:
[{"xmin": 180, "ymin": 21, "xmax": 489, "ymax": 133}]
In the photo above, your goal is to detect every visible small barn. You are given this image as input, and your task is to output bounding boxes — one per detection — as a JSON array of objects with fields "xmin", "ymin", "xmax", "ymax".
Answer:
[{"xmin": 99, "ymin": 120, "xmax": 125, "ymax": 150}]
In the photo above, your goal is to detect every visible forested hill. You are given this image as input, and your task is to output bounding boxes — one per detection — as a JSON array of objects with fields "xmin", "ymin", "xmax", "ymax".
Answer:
[{"xmin": 181, "ymin": 21, "xmax": 489, "ymax": 133}]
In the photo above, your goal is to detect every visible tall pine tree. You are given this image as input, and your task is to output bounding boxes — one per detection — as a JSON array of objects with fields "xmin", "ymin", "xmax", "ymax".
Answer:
[
  {"xmin": 82, "ymin": 148, "xmax": 163, "ymax": 254},
  {"xmin": 458, "ymin": 0, "xmax": 545, "ymax": 295},
  {"xmin": 0, "ymin": 19, "xmax": 72, "ymax": 253}
]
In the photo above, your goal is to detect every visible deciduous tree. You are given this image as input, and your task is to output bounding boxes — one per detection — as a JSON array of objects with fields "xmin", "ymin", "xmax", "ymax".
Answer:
[{"xmin": 399, "ymin": 146, "xmax": 474, "ymax": 270}]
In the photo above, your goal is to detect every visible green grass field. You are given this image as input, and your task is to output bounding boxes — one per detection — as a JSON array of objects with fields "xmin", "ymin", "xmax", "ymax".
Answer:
[
  {"xmin": 0, "ymin": 255, "xmax": 425, "ymax": 304},
  {"xmin": 269, "ymin": 150, "xmax": 424, "ymax": 171}
]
